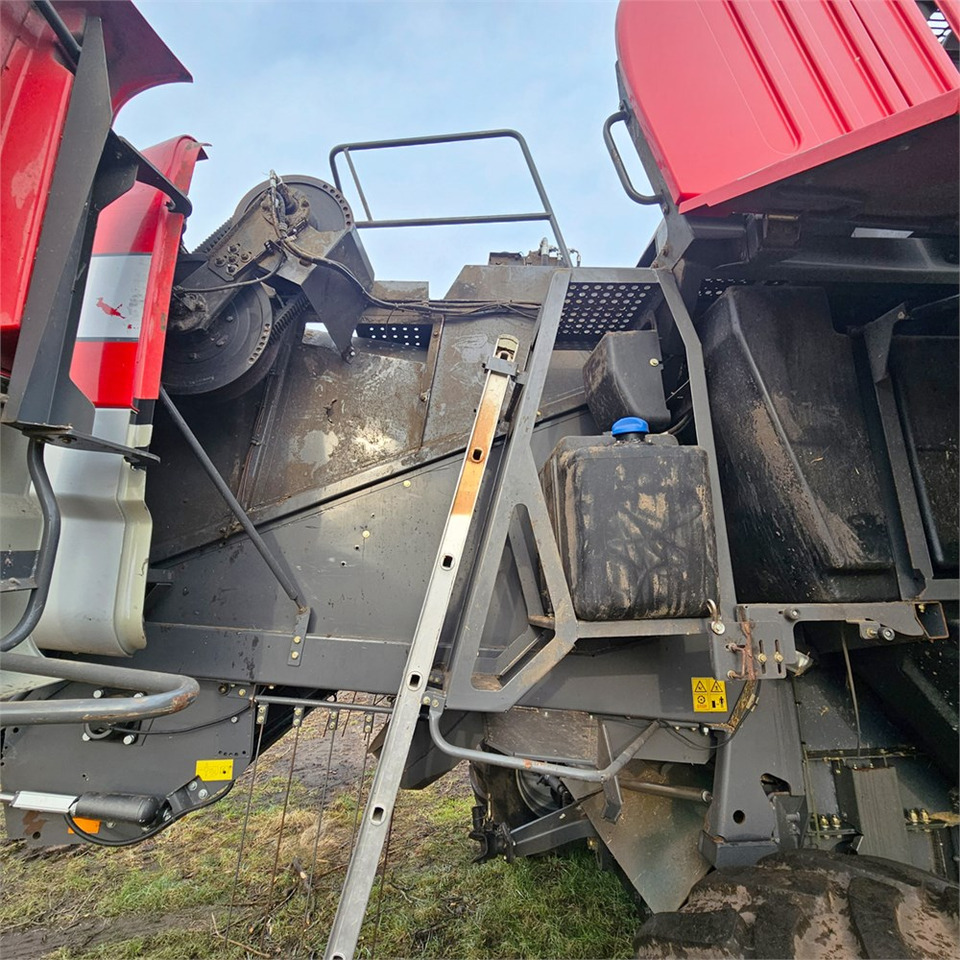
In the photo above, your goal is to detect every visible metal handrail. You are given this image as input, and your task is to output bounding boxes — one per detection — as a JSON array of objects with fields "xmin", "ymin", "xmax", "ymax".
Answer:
[
  {"xmin": 602, "ymin": 110, "xmax": 661, "ymax": 206},
  {"xmin": 329, "ymin": 129, "xmax": 572, "ymax": 267},
  {"xmin": 0, "ymin": 653, "xmax": 199, "ymax": 725},
  {"xmin": 0, "ymin": 441, "xmax": 61, "ymax": 653}
]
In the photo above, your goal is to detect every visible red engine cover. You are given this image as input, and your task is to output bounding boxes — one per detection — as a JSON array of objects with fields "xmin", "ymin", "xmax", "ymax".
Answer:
[
  {"xmin": 0, "ymin": 0, "xmax": 190, "ymax": 374},
  {"xmin": 70, "ymin": 136, "xmax": 204, "ymax": 409},
  {"xmin": 616, "ymin": 0, "xmax": 960, "ymax": 217}
]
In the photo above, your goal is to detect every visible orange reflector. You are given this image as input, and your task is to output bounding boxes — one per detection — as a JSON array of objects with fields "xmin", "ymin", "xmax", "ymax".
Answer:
[{"xmin": 67, "ymin": 817, "xmax": 101, "ymax": 835}]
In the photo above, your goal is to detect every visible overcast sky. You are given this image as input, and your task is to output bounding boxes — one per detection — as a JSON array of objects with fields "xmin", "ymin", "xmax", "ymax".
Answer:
[{"xmin": 115, "ymin": 0, "xmax": 662, "ymax": 296}]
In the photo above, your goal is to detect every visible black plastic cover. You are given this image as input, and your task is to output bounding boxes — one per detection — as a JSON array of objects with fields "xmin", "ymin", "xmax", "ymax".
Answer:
[
  {"xmin": 701, "ymin": 285, "xmax": 895, "ymax": 602},
  {"xmin": 582, "ymin": 330, "xmax": 670, "ymax": 432},
  {"xmin": 541, "ymin": 433, "xmax": 718, "ymax": 620}
]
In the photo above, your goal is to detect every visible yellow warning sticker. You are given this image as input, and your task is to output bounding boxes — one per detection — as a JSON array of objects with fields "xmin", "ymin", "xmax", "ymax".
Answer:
[
  {"xmin": 691, "ymin": 677, "xmax": 728, "ymax": 713},
  {"xmin": 195, "ymin": 758, "xmax": 234, "ymax": 781}
]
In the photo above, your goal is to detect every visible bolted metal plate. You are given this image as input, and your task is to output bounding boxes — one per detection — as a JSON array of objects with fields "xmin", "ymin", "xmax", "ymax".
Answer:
[{"xmin": 558, "ymin": 280, "xmax": 662, "ymax": 340}]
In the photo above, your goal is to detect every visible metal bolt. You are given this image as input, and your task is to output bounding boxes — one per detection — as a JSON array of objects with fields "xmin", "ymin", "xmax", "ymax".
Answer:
[
  {"xmin": 133, "ymin": 692, "xmax": 143, "ymax": 699},
  {"xmin": 710, "ymin": 620, "xmax": 726, "ymax": 635},
  {"xmin": 403, "ymin": 480, "xmax": 412, "ymax": 488},
  {"xmin": 879, "ymin": 626, "xmax": 896, "ymax": 641},
  {"xmin": 122, "ymin": 734, "xmax": 136, "ymax": 746},
  {"xmin": 198, "ymin": 789, "xmax": 209, "ymax": 800},
  {"xmin": 908, "ymin": 808, "xmax": 920, "ymax": 823},
  {"xmin": 864, "ymin": 627, "xmax": 878, "ymax": 639},
  {"xmin": 230, "ymin": 716, "xmax": 239, "ymax": 724},
  {"xmin": 757, "ymin": 653, "xmax": 768, "ymax": 664},
  {"xmin": 785, "ymin": 608, "xmax": 801, "ymax": 621},
  {"xmin": 188, "ymin": 780, "xmax": 198, "ymax": 791},
  {"xmin": 920, "ymin": 809, "xmax": 931, "ymax": 824},
  {"xmin": 819, "ymin": 814, "xmax": 830, "ymax": 829},
  {"xmin": 293, "ymin": 635, "xmax": 302, "ymax": 644},
  {"xmin": 774, "ymin": 652, "xmax": 784, "ymax": 663},
  {"xmin": 291, "ymin": 650, "xmax": 300, "ymax": 660},
  {"xmin": 92, "ymin": 689, "xmax": 103, "ymax": 699},
  {"xmin": 431, "ymin": 699, "xmax": 440, "ymax": 708},
  {"xmin": 81, "ymin": 733, "xmax": 90, "ymax": 742},
  {"xmin": 649, "ymin": 358, "xmax": 660, "ymax": 366},
  {"xmin": 218, "ymin": 684, "xmax": 229, "ymax": 695},
  {"xmin": 830, "ymin": 814, "xmax": 841, "ymax": 829},
  {"xmin": 422, "ymin": 696, "xmax": 431, "ymax": 705},
  {"xmin": 238, "ymin": 689, "xmax": 246, "ymax": 698}
]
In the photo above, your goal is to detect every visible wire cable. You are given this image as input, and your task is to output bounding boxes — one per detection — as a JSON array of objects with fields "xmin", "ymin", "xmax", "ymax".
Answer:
[{"xmin": 108, "ymin": 703, "xmax": 252, "ymax": 739}]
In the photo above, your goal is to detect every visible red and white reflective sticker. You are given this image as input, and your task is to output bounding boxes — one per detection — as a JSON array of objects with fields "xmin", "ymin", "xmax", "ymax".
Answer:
[{"xmin": 77, "ymin": 254, "xmax": 152, "ymax": 341}]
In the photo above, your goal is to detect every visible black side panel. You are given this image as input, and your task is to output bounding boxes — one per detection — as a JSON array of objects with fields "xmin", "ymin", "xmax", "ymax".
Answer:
[{"xmin": 701, "ymin": 285, "xmax": 896, "ymax": 603}]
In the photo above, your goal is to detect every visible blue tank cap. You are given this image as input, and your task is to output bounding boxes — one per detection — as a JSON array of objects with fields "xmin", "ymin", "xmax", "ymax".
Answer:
[{"xmin": 611, "ymin": 416, "xmax": 650, "ymax": 436}]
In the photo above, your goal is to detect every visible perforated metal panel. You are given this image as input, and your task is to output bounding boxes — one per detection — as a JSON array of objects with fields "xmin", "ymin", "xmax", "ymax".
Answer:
[
  {"xmin": 558, "ymin": 281, "xmax": 661, "ymax": 340},
  {"xmin": 355, "ymin": 322, "xmax": 431, "ymax": 347},
  {"xmin": 697, "ymin": 279, "xmax": 788, "ymax": 309}
]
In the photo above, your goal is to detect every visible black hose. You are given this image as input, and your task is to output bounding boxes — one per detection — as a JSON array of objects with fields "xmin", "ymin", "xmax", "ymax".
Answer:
[
  {"xmin": 0, "ymin": 440, "xmax": 62, "ymax": 652},
  {"xmin": 34, "ymin": 0, "xmax": 81, "ymax": 66}
]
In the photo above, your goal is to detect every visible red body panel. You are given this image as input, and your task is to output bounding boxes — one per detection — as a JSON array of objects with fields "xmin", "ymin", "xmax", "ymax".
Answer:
[
  {"xmin": 616, "ymin": 0, "xmax": 960, "ymax": 214},
  {"xmin": 0, "ymin": 0, "xmax": 190, "ymax": 374},
  {"xmin": 70, "ymin": 136, "xmax": 204, "ymax": 409}
]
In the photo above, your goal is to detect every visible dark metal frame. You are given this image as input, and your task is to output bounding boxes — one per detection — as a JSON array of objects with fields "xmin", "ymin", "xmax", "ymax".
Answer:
[{"xmin": 442, "ymin": 267, "xmax": 745, "ymax": 712}]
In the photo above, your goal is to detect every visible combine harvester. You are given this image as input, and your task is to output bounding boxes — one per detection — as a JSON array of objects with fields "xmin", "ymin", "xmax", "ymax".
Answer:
[{"xmin": 2, "ymin": 1, "xmax": 958, "ymax": 956}]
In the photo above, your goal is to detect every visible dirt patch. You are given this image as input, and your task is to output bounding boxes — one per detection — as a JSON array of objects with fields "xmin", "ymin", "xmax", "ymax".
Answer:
[{"xmin": 1, "ymin": 908, "xmax": 212, "ymax": 960}]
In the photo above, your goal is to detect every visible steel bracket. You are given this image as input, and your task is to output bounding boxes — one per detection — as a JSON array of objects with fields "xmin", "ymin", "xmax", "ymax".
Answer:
[{"xmin": 287, "ymin": 607, "xmax": 312, "ymax": 667}]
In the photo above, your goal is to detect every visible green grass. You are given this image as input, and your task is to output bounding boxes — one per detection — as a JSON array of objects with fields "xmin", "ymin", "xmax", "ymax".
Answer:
[{"xmin": 1, "ymin": 767, "xmax": 638, "ymax": 959}]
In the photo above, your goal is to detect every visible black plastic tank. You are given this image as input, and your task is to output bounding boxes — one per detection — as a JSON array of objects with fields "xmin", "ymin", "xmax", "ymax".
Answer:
[{"xmin": 541, "ymin": 417, "xmax": 719, "ymax": 621}]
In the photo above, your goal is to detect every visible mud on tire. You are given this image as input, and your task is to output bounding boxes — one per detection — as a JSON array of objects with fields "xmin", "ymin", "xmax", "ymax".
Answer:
[{"xmin": 634, "ymin": 849, "xmax": 959, "ymax": 959}]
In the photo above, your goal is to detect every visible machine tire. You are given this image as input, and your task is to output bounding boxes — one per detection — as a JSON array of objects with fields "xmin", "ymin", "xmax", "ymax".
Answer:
[
  {"xmin": 634, "ymin": 849, "xmax": 959, "ymax": 959},
  {"xmin": 470, "ymin": 763, "xmax": 569, "ymax": 830},
  {"xmin": 469, "ymin": 760, "xmax": 543, "ymax": 830}
]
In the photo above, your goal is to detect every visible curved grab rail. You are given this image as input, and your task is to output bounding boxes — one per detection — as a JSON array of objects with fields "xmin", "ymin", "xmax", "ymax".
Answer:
[
  {"xmin": 0, "ymin": 652, "xmax": 199, "ymax": 726},
  {"xmin": 602, "ymin": 110, "xmax": 660, "ymax": 206},
  {"xmin": 0, "ymin": 441, "xmax": 61, "ymax": 653}
]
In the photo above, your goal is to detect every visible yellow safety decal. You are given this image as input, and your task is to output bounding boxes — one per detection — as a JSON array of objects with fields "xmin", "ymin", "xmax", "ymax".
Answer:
[
  {"xmin": 691, "ymin": 677, "xmax": 728, "ymax": 713},
  {"xmin": 195, "ymin": 759, "xmax": 234, "ymax": 781},
  {"xmin": 67, "ymin": 817, "xmax": 101, "ymax": 834}
]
